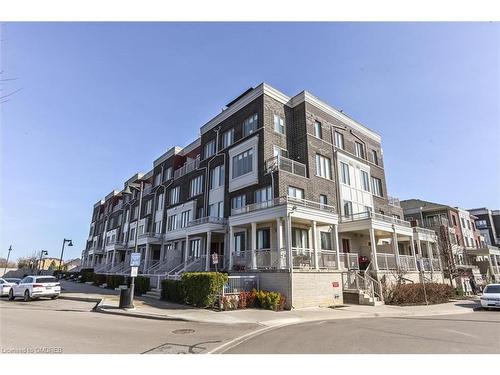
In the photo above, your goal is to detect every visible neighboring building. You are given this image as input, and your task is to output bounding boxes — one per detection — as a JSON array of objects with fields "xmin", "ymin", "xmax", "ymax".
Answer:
[
  {"xmin": 468, "ymin": 207, "xmax": 500, "ymax": 247},
  {"xmin": 401, "ymin": 199, "xmax": 500, "ymax": 288},
  {"xmin": 36, "ymin": 257, "xmax": 63, "ymax": 271},
  {"xmin": 63, "ymin": 258, "xmax": 81, "ymax": 271},
  {"xmin": 82, "ymin": 83, "xmax": 444, "ymax": 308}
]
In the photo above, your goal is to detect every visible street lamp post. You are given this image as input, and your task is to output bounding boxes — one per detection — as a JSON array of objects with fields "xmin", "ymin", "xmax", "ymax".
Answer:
[
  {"xmin": 58, "ymin": 239, "xmax": 73, "ymax": 273},
  {"xmin": 38, "ymin": 250, "xmax": 48, "ymax": 275},
  {"xmin": 4, "ymin": 245, "xmax": 13, "ymax": 276},
  {"xmin": 122, "ymin": 179, "xmax": 144, "ymax": 308}
]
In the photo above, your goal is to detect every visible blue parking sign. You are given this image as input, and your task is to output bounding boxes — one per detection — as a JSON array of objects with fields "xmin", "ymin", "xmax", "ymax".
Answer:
[{"xmin": 130, "ymin": 252, "xmax": 141, "ymax": 267}]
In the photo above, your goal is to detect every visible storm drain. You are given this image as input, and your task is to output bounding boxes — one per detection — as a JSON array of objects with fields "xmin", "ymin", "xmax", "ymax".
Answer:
[{"xmin": 171, "ymin": 329, "xmax": 195, "ymax": 334}]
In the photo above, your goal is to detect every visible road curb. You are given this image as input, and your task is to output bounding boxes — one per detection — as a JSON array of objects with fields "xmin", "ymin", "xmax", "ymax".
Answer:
[
  {"xmin": 59, "ymin": 295, "xmax": 102, "ymax": 303},
  {"xmin": 95, "ymin": 306, "xmax": 190, "ymax": 322}
]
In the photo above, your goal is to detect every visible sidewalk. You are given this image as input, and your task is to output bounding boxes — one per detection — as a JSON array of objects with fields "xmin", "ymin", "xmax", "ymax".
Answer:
[{"xmin": 60, "ymin": 280, "xmax": 480, "ymax": 327}]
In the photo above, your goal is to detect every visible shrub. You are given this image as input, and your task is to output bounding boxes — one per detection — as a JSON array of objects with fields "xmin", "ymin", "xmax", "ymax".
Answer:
[
  {"xmin": 161, "ymin": 279, "xmax": 185, "ymax": 303},
  {"xmin": 92, "ymin": 273, "xmax": 106, "ymax": 285},
  {"xmin": 238, "ymin": 291, "xmax": 256, "ymax": 309},
  {"xmin": 134, "ymin": 276, "xmax": 150, "ymax": 295},
  {"xmin": 106, "ymin": 275, "xmax": 125, "ymax": 289},
  {"xmin": 384, "ymin": 283, "xmax": 454, "ymax": 305},
  {"xmin": 254, "ymin": 289, "xmax": 283, "ymax": 311},
  {"xmin": 181, "ymin": 272, "xmax": 228, "ymax": 307},
  {"xmin": 222, "ymin": 295, "xmax": 239, "ymax": 310},
  {"xmin": 79, "ymin": 268, "xmax": 94, "ymax": 282}
]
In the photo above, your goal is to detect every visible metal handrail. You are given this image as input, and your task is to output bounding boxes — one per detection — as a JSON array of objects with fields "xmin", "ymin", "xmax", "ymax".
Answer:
[
  {"xmin": 231, "ymin": 195, "xmax": 336, "ymax": 216},
  {"xmin": 173, "ymin": 156, "xmax": 200, "ymax": 180},
  {"xmin": 265, "ymin": 155, "xmax": 307, "ymax": 177},
  {"xmin": 187, "ymin": 216, "xmax": 227, "ymax": 227},
  {"xmin": 341, "ymin": 211, "xmax": 411, "ymax": 227}
]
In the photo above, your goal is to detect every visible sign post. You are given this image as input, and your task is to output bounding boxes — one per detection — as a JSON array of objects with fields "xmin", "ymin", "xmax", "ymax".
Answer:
[
  {"xmin": 129, "ymin": 252, "xmax": 141, "ymax": 305},
  {"xmin": 332, "ymin": 281, "xmax": 340, "ymax": 309},
  {"xmin": 212, "ymin": 253, "xmax": 219, "ymax": 273}
]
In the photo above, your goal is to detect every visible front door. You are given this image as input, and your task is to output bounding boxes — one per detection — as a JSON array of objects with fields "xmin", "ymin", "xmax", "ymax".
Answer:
[{"xmin": 342, "ymin": 238, "xmax": 351, "ymax": 253}]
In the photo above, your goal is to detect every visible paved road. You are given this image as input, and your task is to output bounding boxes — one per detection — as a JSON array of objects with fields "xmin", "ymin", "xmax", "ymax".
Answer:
[
  {"xmin": 0, "ymin": 298, "xmax": 258, "ymax": 354},
  {"xmin": 223, "ymin": 311, "xmax": 500, "ymax": 354}
]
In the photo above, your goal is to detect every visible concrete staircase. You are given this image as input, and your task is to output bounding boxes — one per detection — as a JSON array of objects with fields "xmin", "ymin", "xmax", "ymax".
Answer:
[{"xmin": 143, "ymin": 289, "xmax": 162, "ymax": 300}]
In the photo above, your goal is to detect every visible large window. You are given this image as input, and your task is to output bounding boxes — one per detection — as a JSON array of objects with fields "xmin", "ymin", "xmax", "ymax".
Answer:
[
  {"xmin": 340, "ymin": 162, "xmax": 350, "ymax": 185},
  {"xmin": 234, "ymin": 232, "xmax": 246, "ymax": 254},
  {"xmin": 210, "ymin": 165, "xmax": 225, "ymax": 189},
  {"xmin": 288, "ymin": 186, "xmax": 304, "ymax": 199},
  {"xmin": 243, "ymin": 113, "xmax": 258, "ymax": 137},
  {"xmin": 257, "ymin": 228, "xmax": 271, "ymax": 249},
  {"xmin": 167, "ymin": 214, "xmax": 177, "ymax": 231},
  {"xmin": 273, "ymin": 145, "xmax": 288, "ymax": 158},
  {"xmin": 231, "ymin": 194, "xmax": 246, "ymax": 209},
  {"xmin": 320, "ymin": 231, "xmax": 332, "ymax": 250},
  {"xmin": 274, "ymin": 114, "xmax": 285, "ymax": 134},
  {"xmin": 314, "ymin": 121, "xmax": 323, "ymax": 139},
  {"xmin": 315, "ymin": 154, "xmax": 331, "ymax": 179},
  {"xmin": 154, "ymin": 220, "xmax": 162, "ymax": 234},
  {"xmin": 163, "ymin": 166, "xmax": 173, "ymax": 181},
  {"xmin": 190, "ymin": 239, "xmax": 201, "ymax": 258},
  {"xmin": 189, "ymin": 175, "xmax": 203, "ymax": 197},
  {"xmin": 170, "ymin": 186, "xmax": 180, "ymax": 205},
  {"xmin": 209, "ymin": 201, "xmax": 224, "ymax": 218},
  {"xmin": 222, "ymin": 128, "xmax": 234, "ymax": 148},
  {"xmin": 154, "ymin": 173, "xmax": 161, "ymax": 187},
  {"xmin": 292, "ymin": 228, "xmax": 309, "ymax": 248},
  {"xmin": 204, "ymin": 139, "xmax": 216, "ymax": 159},
  {"xmin": 145, "ymin": 200, "xmax": 152, "ymax": 215},
  {"xmin": 371, "ymin": 150, "xmax": 379, "ymax": 165},
  {"xmin": 371, "ymin": 177, "xmax": 383, "ymax": 197},
  {"xmin": 334, "ymin": 131, "xmax": 344, "ymax": 149},
  {"xmin": 180, "ymin": 210, "xmax": 191, "ymax": 228},
  {"xmin": 361, "ymin": 170, "xmax": 370, "ymax": 192},
  {"xmin": 343, "ymin": 200, "xmax": 353, "ymax": 217},
  {"xmin": 355, "ymin": 142, "xmax": 365, "ymax": 159},
  {"xmin": 255, "ymin": 186, "xmax": 272, "ymax": 203},
  {"xmin": 320, "ymin": 194, "xmax": 328, "ymax": 207},
  {"xmin": 232, "ymin": 149, "xmax": 253, "ymax": 178},
  {"xmin": 156, "ymin": 193, "xmax": 164, "ymax": 211}
]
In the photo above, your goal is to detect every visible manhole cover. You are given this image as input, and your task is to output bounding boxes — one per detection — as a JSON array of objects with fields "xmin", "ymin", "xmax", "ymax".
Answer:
[{"xmin": 171, "ymin": 329, "xmax": 195, "ymax": 334}]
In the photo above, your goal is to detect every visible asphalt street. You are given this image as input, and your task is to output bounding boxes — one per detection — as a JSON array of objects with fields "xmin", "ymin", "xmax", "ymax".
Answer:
[
  {"xmin": 223, "ymin": 311, "xmax": 500, "ymax": 354},
  {"xmin": 0, "ymin": 298, "xmax": 258, "ymax": 354}
]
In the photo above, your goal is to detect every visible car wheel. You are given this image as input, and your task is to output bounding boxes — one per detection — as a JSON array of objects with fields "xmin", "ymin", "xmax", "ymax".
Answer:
[
  {"xmin": 23, "ymin": 290, "xmax": 31, "ymax": 302},
  {"xmin": 8, "ymin": 289, "xmax": 15, "ymax": 301},
  {"xmin": 51, "ymin": 295, "xmax": 58, "ymax": 300}
]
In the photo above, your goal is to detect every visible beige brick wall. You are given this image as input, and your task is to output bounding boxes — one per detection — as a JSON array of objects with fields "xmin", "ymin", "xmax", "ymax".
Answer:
[{"xmin": 292, "ymin": 271, "xmax": 343, "ymax": 308}]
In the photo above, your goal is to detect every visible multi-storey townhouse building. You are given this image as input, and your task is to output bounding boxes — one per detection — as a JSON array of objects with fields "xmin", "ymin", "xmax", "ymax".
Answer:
[
  {"xmin": 401, "ymin": 199, "xmax": 500, "ymax": 288},
  {"xmin": 82, "ymin": 83, "xmax": 444, "ymax": 308},
  {"xmin": 468, "ymin": 207, "xmax": 500, "ymax": 247}
]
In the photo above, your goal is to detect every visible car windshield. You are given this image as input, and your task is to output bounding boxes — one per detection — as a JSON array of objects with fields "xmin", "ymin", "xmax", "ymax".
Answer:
[
  {"xmin": 36, "ymin": 277, "xmax": 57, "ymax": 283},
  {"xmin": 484, "ymin": 285, "xmax": 500, "ymax": 294}
]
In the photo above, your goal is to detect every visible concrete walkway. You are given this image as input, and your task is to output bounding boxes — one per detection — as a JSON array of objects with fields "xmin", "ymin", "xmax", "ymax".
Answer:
[{"xmin": 60, "ymin": 280, "xmax": 480, "ymax": 327}]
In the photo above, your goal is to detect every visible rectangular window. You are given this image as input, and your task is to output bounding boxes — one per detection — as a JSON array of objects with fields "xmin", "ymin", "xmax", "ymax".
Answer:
[
  {"xmin": 371, "ymin": 177, "xmax": 383, "ymax": 197},
  {"xmin": 232, "ymin": 149, "xmax": 253, "ymax": 178},
  {"xmin": 314, "ymin": 121, "xmax": 322, "ymax": 139},
  {"xmin": 343, "ymin": 200, "xmax": 353, "ymax": 217},
  {"xmin": 167, "ymin": 214, "xmax": 177, "ymax": 231},
  {"xmin": 222, "ymin": 128, "xmax": 234, "ymax": 148},
  {"xmin": 154, "ymin": 220, "xmax": 162, "ymax": 234},
  {"xmin": 156, "ymin": 193, "xmax": 164, "ymax": 211},
  {"xmin": 467, "ymin": 220, "xmax": 471, "ymax": 230},
  {"xmin": 209, "ymin": 201, "xmax": 224, "ymax": 218},
  {"xmin": 315, "ymin": 154, "xmax": 331, "ymax": 179},
  {"xmin": 257, "ymin": 228, "xmax": 271, "ymax": 249},
  {"xmin": 361, "ymin": 170, "xmax": 370, "ymax": 192},
  {"xmin": 292, "ymin": 228, "xmax": 309, "ymax": 248},
  {"xmin": 145, "ymin": 200, "xmax": 152, "ymax": 215},
  {"xmin": 231, "ymin": 194, "xmax": 246, "ymax": 209},
  {"xmin": 320, "ymin": 231, "xmax": 332, "ymax": 250},
  {"xmin": 163, "ymin": 167, "xmax": 173, "ymax": 181},
  {"xmin": 189, "ymin": 175, "xmax": 203, "ymax": 197},
  {"xmin": 170, "ymin": 186, "xmax": 180, "ymax": 205},
  {"xmin": 255, "ymin": 186, "xmax": 272, "ymax": 203},
  {"xmin": 129, "ymin": 227, "xmax": 136, "ymax": 240},
  {"xmin": 209, "ymin": 165, "xmax": 225, "ymax": 189},
  {"xmin": 334, "ymin": 131, "xmax": 344, "ymax": 149},
  {"xmin": 288, "ymin": 186, "xmax": 304, "ymax": 199},
  {"xmin": 340, "ymin": 162, "xmax": 350, "ymax": 185},
  {"xmin": 319, "ymin": 194, "xmax": 328, "ymax": 207},
  {"xmin": 180, "ymin": 210, "xmax": 191, "ymax": 228},
  {"xmin": 234, "ymin": 232, "xmax": 246, "ymax": 254},
  {"xmin": 243, "ymin": 113, "xmax": 258, "ymax": 137},
  {"xmin": 461, "ymin": 217, "xmax": 466, "ymax": 228},
  {"xmin": 273, "ymin": 146, "xmax": 288, "ymax": 158},
  {"xmin": 133, "ymin": 206, "xmax": 139, "ymax": 220},
  {"xmin": 190, "ymin": 239, "xmax": 201, "ymax": 258},
  {"xmin": 154, "ymin": 173, "xmax": 161, "ymax": 186},
  {"xmin": 355, "ymin": 142, "xmax": 365, "ymax": 159},
  {"xmin": 274, "ymin": 114, "xmax": 285, "ymax": 134},
  {"xmin": 371, "ymin": 150, "xmax": 379, "ymax": 165},
  {"xmin": 204, "ymin": 139, "xmax": 216, "ymax": 159}
]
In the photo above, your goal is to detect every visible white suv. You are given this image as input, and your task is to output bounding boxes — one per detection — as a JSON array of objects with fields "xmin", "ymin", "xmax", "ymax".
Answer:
[{"xmin": 8, "ymin": 275, "xmax": 61, "ymax": 301}]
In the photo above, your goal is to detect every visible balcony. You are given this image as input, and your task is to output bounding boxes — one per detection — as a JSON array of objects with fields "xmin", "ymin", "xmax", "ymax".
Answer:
[
  {"xmin": 418, "ymin": 216, "xmax": 450, "ymax": 229},
  {"xmin": 231, "ymin": 196, "xmax": 336, "ymax": 216},
  {"xmin": 265, "ymin": 156, "xmax": 306, "ymax": 177},
  {"xmin": 174, "ymin": 156, "xmax": 200, "ymax": 180},
  {"xmin": 341, "ymin": 211, "xmax": 411, "ymax": 228},
  {"xmin": 187, "ymin": 216, "xmax": 227, "ymax": 227},
  {"xmin": 388, "ymin": 196, "xmax": 401, "ymax": 208}
]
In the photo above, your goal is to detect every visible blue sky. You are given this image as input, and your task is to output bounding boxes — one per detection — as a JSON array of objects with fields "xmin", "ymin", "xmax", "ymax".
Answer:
[{"xmin": 1, "ymin": 22, "xmax": 499, "ymax": 260}]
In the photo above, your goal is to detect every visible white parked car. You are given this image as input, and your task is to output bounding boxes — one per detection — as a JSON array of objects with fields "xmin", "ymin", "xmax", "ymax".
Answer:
[
  {"xmin": 8, "ymin": 275, "xmax": 61, "ymax": 301},
  {"xmin": 480, "ymin": 283, "xmax": 500, "ymax": 310},
  {"xmin": 0, "ymin": 278, "xmax": 20, "ymax": 297}
]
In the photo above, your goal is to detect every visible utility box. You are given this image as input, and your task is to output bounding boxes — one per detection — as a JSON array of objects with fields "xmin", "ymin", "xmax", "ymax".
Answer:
[{"xmin": 119, "ymin": 288, "xmax": 133, "ymax": 309}]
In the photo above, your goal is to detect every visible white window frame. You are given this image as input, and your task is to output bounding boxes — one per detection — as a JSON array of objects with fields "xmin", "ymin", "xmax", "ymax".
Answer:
[
  {"xmin": 361, "ymin": 170, "xmax": 370, "ymax": 192},
  {"xmin": 315, "ymin": 154, "xmax": 331, "ymax": 179},
  {"xmin": 355, "ymin": 141, "xmax": 365, "ymax": 159},
  {"xmin": 340, "ymin": 162, "xmax": 350, "ymax": 185},
  {"xmin": 232, "ymin": 148, "xmax": 253, "ymax": 178},
  {"xmin": 222, "ymin": 128, "xmax": 234, "ymax": 149},
  {"xmin": 189, "ymin": 175, "xmax": 203, "ymax": 197},
  {"xmin": 371, "ymin": 177, "xmax": 383, "ymax": 197},
  {"xmin": 204, "ymin": 139, "xmax": 216, "ymax": 159},
  {"xmin": 288, "ymin": 186, "xmax": 304, "ymax": 199},
  {"xmin": 314, "ymin": 121, "xmax": 322, "ymax": 139},
  {"xmin": 231, "ymin": 194, "xmax": 246, "ymax": 209},
  {"xmin": 210, "ymin": 165, "xmax": 225, "ymax": 189},
  {"xmin": 334, "ymin": 131, "xmax": 344, "ymax": 149},
  {"xmin": 273, "ymin": 114, "xmax": 285, "ymax": 134},
  {"xmin": 243, "ymin": 113, "xmax": 258, "ymax": 137},
  {"xmin": 170, "ymin": 186, "xmax": 180, "ymax": 205},
  {"xmin": 255, "ymin": 186, "xmax": 272, "ymax": 203}
]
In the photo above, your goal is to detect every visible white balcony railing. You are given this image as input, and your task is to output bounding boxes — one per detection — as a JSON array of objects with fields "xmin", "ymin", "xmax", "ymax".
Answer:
[
  {"xmin": 341, "ymin": 211, "xmax": 411, "ymax": 227},
  {"xmin": 413, "ymin": 227, "xmax": 437, "ymax": 236},
  {"xmin": 339, "ymin": 252, "xmax": 360, "ymax": 270},
  {"xmin": 376, "ymin": 253, "xmax": 398, "ymax": 270},
  {"xmin": 174, "ymin": 156, "xmax": 200, "ymax": 180},
  {"xmin": 318, "ymin": 250, "xmax": 338, "ymax": 269},
  {"xmin": 265, "ymin": 155, "xmax": 307, "ymax": 177},
  {"xmin": 388, "ymin": 196, "xmax": 401, "ymax": 207},
  {"xmin": 231, "ymin": 196, "xmax": 336, "ymax": 216},
  {"xmin": 399, "ymin": 255, "xmax": 417, "ymax": 271},
  {"xmin": 187, "ymin": 216, "xmax": 227, "ymax": 227}
]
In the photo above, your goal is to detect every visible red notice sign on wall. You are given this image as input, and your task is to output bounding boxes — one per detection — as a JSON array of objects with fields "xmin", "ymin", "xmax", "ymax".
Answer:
[{"xmin": 332, "ymin": 281, "xmax": 339, "ymax": 288}]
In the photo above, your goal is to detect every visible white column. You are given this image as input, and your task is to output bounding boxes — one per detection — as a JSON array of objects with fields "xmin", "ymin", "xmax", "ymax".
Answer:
[
  {"xmin": 276, "ymin": 218, "xmax": 282, "ymax": 269},
  {"xmin": 494, "ymin": 255, "xmax": 500, "ymax": 275},
  {"xmin": 332, "ymin": 224, "xmax": 341, "ymax": 270},
  {"xmin": 416, "ymin": 238, "xmax": 423, "ymax": 258},
  {"xmin": 285, "ymin": 215, "xmax": 293, "ymax": 269},
  {"xmin": 410, "ymin": 236, "xmax": 417, "ymax": 258},
  {"xmin": 160, "ymin": 245, "xmax": 165, "ymax": 263},
  {"xmin": 228, "ymin": 226, "xmax": 234, "ymax": 270},
  {"xmin": 312, "ymin": 221, "xmax": 319, "ymax": 270},
  {"xmin": 392, "ymin": 228, "xmax": 400, "ymax": 269},
  {"xmin": 205, "ymin": 231, "xmax": 212, "ymax": 271},
  {"xmin": 183, "ymin": 236, "xmax": 189, "ymax": 271},
  {"xmin": 369, "ymin": 228, "xmax": 379, "ymax": 271},
  {"xmin": 111, "ymin": 250, "xmax": 116, "ymax": 267},
  {"xmin": 144, "ymin": 244, "xmax": 150, "ymax": 271},
  {"xmin": 251, "ymin": 222, "xmax": 257, "ymax": 270},
  {"xmin": 427, "ymin": 241, "xmax": 434, "ymax": 272}
]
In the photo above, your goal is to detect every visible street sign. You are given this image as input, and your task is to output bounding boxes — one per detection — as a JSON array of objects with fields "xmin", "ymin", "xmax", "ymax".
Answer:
[
  {"xmin": 130, "ymin": 266, "xmax": 138, "ymax": 277},
  {"xmin": 211, "ymin": 253, "xmax": 219, "ymax": 264},
  {"xmin": 130, "ymin": 253, "xmax": 141, "ymax": 267},
  {"xmin": 332, "ymin": 281, "xmax": 339, "ymax": 288}
]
